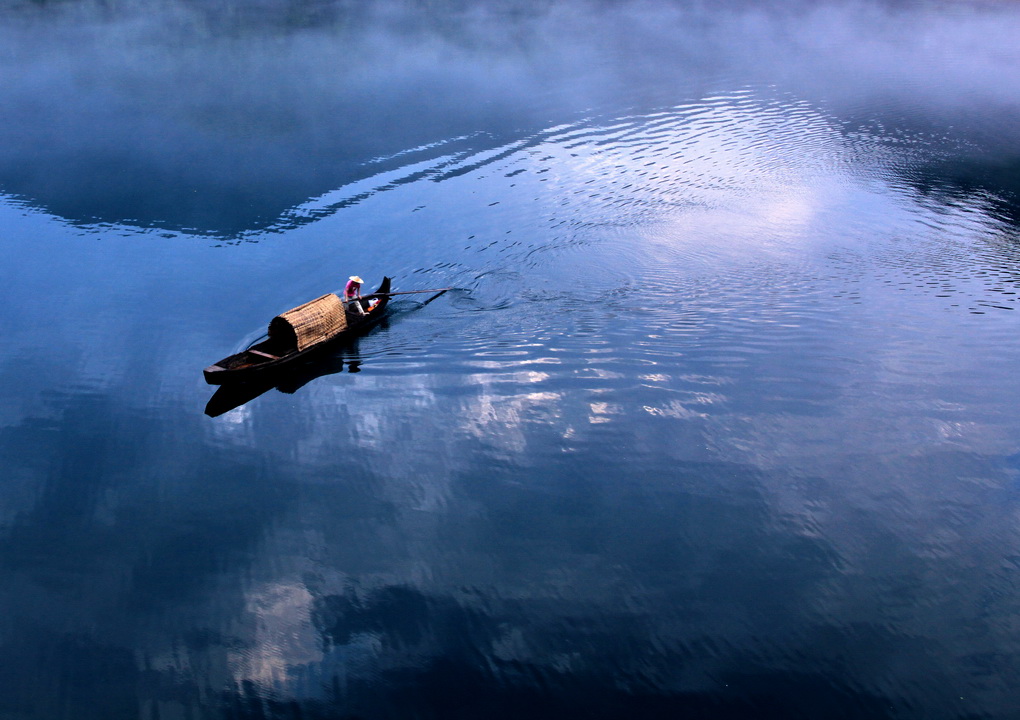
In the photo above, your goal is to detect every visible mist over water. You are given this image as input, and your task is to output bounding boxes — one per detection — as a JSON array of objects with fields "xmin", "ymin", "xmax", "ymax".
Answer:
[
  {"xmin": 2, "ymin": 0, "xmax": 1017, "ymax": 231},
  {"xmin": 2, "ymin": 1, "xmax": 1020, "ymax": 719}
]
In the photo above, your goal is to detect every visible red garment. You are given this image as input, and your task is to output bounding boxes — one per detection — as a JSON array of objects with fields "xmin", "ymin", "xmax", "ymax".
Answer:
[{"xmin": 344, "ymin": 280, "xmax": 361, "ymax": 299}]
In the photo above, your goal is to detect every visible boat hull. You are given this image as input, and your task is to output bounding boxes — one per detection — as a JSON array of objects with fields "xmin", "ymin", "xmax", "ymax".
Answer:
[{"xmin": 203, "ymin": 277, "xmax": 391, "ymax": 385}]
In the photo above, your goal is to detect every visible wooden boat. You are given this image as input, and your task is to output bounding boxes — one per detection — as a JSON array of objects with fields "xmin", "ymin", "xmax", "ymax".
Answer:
[{"xmin": 203, "ymin": 276, "xmax": 392, "ymax": 385}]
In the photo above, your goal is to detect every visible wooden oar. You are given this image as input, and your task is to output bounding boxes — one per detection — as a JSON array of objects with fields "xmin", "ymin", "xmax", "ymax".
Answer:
[{"xmin": 357, "ymin": 288, "xmax": 452, "ymax": 300}]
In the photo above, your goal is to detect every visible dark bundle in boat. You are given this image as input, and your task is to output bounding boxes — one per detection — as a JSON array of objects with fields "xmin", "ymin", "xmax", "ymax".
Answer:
[{"xmin": 204, "ymin": 276, "xmax": 391, "ymax": 384}]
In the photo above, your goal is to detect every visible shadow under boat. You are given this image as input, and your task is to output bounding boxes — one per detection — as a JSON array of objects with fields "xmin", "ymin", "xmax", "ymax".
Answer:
[{"xmin": 204, "ymin": 329, "xmax": 376, "ymax": 417}]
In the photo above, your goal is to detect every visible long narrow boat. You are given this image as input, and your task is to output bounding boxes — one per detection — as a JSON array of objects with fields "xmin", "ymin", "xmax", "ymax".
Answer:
[{"xmin": 203, "ymin": 277, "xmax": 391, "ymax": 385}]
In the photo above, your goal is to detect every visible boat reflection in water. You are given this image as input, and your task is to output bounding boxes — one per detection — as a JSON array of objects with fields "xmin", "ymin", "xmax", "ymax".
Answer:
[{"xmin": 204, "ymin": 332, "xmax": 373, "ymax": 417}]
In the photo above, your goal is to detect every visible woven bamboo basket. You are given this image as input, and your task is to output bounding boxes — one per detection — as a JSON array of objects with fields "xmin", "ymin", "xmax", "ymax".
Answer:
[{"xmin": 268, "ymin": 293, "xmax": 347, "ymax": 351}]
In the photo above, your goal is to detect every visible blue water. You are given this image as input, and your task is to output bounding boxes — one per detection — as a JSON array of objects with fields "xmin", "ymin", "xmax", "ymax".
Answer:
[{"xmin": 2, "ymin": 2, "xmax": 1020, "ymax": 718}]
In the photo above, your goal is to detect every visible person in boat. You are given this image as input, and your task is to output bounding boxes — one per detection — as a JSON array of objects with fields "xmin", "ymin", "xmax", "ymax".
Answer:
[{"xmin": 344, "ymin": 275, "xmax": 366, "ymax": 315}]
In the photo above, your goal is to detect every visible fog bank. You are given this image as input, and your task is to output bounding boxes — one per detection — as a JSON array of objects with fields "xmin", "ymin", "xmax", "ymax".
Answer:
[{"xmin": 2, "ymin": 0, "xmax": 1017, "ymax": 232}]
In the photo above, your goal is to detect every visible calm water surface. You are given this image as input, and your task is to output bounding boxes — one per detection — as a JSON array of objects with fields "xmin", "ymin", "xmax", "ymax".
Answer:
[{"xmin": 2, "ymin": 1, "xmax": 1020, "ymax": 718}]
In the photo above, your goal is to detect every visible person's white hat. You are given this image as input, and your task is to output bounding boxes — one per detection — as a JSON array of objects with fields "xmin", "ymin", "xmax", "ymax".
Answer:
[{"xmin": 349, "ymin": 276, "xmax": 364, "ymax": 283}]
